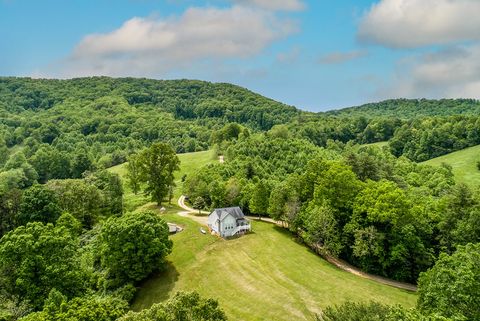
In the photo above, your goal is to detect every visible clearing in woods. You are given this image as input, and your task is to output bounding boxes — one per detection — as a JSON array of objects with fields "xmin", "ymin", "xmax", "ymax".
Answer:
[
  {"xmin": 116, "ymin": 150, "xmax": 417, "ymax": 321},
  {"xmin": 422, "ymin": 144, "xmax": 480, "ymax": 187}
]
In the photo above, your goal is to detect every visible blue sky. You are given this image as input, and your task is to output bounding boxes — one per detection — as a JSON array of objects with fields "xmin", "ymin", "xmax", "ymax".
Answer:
[{"xmin": 1, "ymin": 0, "xmax": 479, "ymax": 111}]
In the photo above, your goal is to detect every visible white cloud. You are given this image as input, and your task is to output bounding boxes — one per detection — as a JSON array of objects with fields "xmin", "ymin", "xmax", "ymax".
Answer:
[
  {"xmin": 358, "ymin": 0, "xmax": 480, "ymax": 48},
  {"xmin": 59, "ymin": 6, "xmax": 297, "ymax": 77},
  {"xmin": 276, "ymin": 47, "xmax": 301, "ymax": 63},
  {"xmin": 318, "ymin": 50, "xmax": 368, "ymax": 64},
  {"xmin": 379, "ymin": 45, "xmax": 480, "ymax": 99},
  {"xmin": 232, "ymin": 0, "xmax": 304, "ymax": 11}
]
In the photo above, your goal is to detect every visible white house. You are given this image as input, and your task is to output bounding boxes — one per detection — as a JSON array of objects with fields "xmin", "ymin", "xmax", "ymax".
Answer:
[{"xmin": 207, "ymin": 207, "xmax": 251, "ymax": 238}]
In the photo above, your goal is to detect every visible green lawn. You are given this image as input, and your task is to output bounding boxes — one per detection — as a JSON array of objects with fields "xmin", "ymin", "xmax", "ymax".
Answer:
[
  {"xmin": 172, "ymin": 149, "xmax": 217, "ymax": 199},
  {"xmin": 108, "ymin": 149, "xmax": 216, "ymax": 212},
  {"xmin": 111, "ymin": 150, "xmax": 416, "ymax": 320},
  {"xmin": 422, "ymin": 145, "xmax": 480, "ymax": 187},
  {"xmin": 133, "ymin": 213, "xmax": 417, "ymax": 321}
]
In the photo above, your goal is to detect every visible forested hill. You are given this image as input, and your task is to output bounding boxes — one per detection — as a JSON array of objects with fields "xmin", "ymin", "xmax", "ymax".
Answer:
[
  {"xmin": 2, "ymin": 77, "xmax": 480, "ymax": 173},
  {"xmin": 326, "ymin": 98, "xmax": 480, "ymax": 118},
  {"xmin": 0, "ymin": 77, "xmax": 299, "ymax": 129},
  {"xmin": 0, "ymin": 77, "xmax": 302, "ymax": 173}
]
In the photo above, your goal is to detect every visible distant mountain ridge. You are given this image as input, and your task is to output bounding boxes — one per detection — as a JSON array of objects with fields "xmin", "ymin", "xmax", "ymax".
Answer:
[
  {"xmin": 1, "ymin": 77, "xmax": 479, "ymax": 120},
  {"xmin": 0, "ymin": 77, "xmax": 299, "ymax": 130},
  {"xmin": 326, "ymin": 98, "xmax": 480, "ymax": 118}
]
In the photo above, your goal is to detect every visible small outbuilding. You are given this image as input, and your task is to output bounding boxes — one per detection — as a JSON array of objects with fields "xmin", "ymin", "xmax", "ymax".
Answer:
[{"xmin": 207, "ymin": 207, "xmax": 251, "ymax": 238}]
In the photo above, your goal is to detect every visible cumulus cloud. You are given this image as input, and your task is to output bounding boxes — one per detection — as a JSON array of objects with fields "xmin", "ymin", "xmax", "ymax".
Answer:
[
  {"xmin": 232, "ymin": 0, "xmax": 305, "ymax": 11},
  {"xmin": 358, "ymin": 0, "xmax": 480, "ymax": 48},
  {"xmin": 59, "ymin": 6, "xmax": 297, "ymax": 77},
  {"xmin": 379, "ymin": 45, "xmax": 480, "ymax": 99},
  {"xmin": 318, "ymin": 50, "xmax": 368, "ymax": 64}
]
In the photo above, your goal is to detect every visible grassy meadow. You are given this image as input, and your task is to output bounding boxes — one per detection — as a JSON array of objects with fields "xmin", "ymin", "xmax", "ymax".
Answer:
[
  {"xmin": 423, "ymin": 144, "xmax": 480, "ymax": 187},
  {"xmin": 108, "ymin": 149, "xmax": 216, "ymax": 211},
  {"xmin": 132, "ymin": 212, "xmax": 416, "ymax": 321},
  {"xmin": 111, "ymin": 150, "xmax": 417, "ymax": 320}
]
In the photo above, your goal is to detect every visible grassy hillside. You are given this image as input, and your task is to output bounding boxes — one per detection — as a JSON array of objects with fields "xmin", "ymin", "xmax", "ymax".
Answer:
[
  {"xmin": 423, "ymin": 145, "xmax": 480, "ymax": 187},
  {"xmin": 109, "ymin": 150, "xmax": 216, "ymax": 212},
  {"xmin": 108, "ymin": 150, "xmax": 418, "ymax": 320},
  {"xmin": 132, "ymin": 212, "xmax": 417, "ymax": 321}
]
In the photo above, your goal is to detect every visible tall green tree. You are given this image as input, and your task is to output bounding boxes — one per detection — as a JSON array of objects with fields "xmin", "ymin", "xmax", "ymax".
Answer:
[
  {"xmin": 417, "ymin": 243, "xmax": 480, "ymax": 320},
  {"xmin": 137, "ymin": 143, "xmax": 180, "ymax": 205},
  {"xmin": 302, "ymin": 203, "xmax": 343, "ymax": 256},
  {"xmin": 268, "ymin": 182, "xmax": 289, "ymax": 221},
  {"xmin": 0, "ymin": 139, "xmax": 8, "ymax": 168},
  {"xmin": 100, "ymin": 211, "xmax": 173, "ymax": 284},
  {"xmin": 71, "ymin": 151, "xmax": 93, "ymax": 179},
  {"xmin": 46, "ymin": 179, "xmax": 102, "ymax": 229},
  {"xmin": 126, "ymin": 154, "xmax": 141, "ymax": 195},
  {"xmin": 118, "ymin": 292, "xmax": 227, "ymax": 321},
  {"xmin": 4, "ymin": 151, "xmax": 38, "ymax": 188},
  {"xmin": 85, "ymin": 170, "xmax": 123, "ymax": 216},
  {"xmin": 308, "ymin": 161, "xmax": 363, "ymax": 214},
  {"xmin": 193, "ymin": 196, "xmax": 206, "ymax": 214},
  {"xmin": 249, "ymin": 180, "xmax": 269, "ymax": 216},
  {"xmin": 0, "ymin": 189, "xmax": 21, "ymax": 238},
  {"xmin": 0, "ymin": 222, "xmax": 86, "ymax": 310},
  {"xmin": 17, "ymin": 184, "xmax": 61, "ymax": 226},
  {"xmin": 19, "ymin": 291, "xmax": 128, "ymax": 321}
]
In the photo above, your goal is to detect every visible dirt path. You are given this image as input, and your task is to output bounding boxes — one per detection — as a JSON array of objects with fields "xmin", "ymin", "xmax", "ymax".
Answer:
[
  {"xmin": 178, "ymin": 195, "xmax": 210, "ymax": 215},
  {"xmin": 178, "ymin": 195, "xmax": 280, "ymax": 226},
  {"xmin": 321, "ymin": 252, "xmax": 417, "ymax": 291},
  {"xmin": 177, "ymin": 210, "xmax": 208, "ymax": 225},
  {"xmin": 246, "ymin": 216, "xmax": 281, "ymax": 225},
  {"xmin": 177, "ymin": 195, "xmax": 209, "ymax": 226}
]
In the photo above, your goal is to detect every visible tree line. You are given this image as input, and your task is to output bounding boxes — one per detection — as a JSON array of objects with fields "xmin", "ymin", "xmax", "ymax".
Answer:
[
  {"xmin": 184, "ymin": 130, "xmax": 479, "ymax": 285},
  {"xmin": 0, "ymin": 142, "xmax": 227, "ymax": 321}
]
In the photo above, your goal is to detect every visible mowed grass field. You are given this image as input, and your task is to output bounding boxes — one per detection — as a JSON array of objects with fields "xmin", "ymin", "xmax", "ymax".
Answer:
[
  {"xmin": 423, "ymin": 145, "xmax": 480, "ymax": 187},
  {"xmin": 132, "ymin": 212, "xmax": 416, "ymax": 320},
  {"xmin": 108, "ymin": 149, "xmax": 216, "ymax": 211},
  {"xmin": 111, "ymin": 150, "xmax": 416, "ymax": 320}
]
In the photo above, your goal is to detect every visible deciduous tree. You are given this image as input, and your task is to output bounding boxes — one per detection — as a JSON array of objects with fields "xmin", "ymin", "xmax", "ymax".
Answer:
[
  {"xmin": 100, "ymin": 211, "xmax": 173, "ymax": 284},
  {"xmin": 118, "ymin": 292, "xmax": 227, "ymax": 321},
  {"xmin": 0, "ymin": 222, "xmax": 86, "ymax": 310},
  {"xmin": 417, "ymin": 243, "xmax": 480, "ymax": 320},
  {"xmin": 126, "ymin": 154, "xmax": 141, "ymax": 195},
  {"xmin": 17, "ymin": 184, "xmax": 61, "ymax": 225},
  {"xmin": 137, "ymin": 143, "xmax": 180, "ymax": 205}
]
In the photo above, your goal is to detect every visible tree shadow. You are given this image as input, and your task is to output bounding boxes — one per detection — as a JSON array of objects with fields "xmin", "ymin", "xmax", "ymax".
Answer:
[
  {"xmin": 272, "ymin": 225, "xmax": 305, "ymax": 245},
  {"xmin": 225, "ymin": 231, "xmax": 256, "ymax": 240},
  {"xmin": 131, "ymin": 261, "xmax": 179, "ymax": 311}
]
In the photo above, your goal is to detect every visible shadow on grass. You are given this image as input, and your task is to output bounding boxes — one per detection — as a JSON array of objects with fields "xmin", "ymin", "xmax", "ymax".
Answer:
[
  {"xmin": 132, "ymin": 261, "xmax": 179, "ymax": 311},
  {"xmin": 272, "ymin": 225, "xmax": 302, "ymax": 241},
  {"xmin": 225, "ymin": 231, "xmax": 257, "ymax": 240}
]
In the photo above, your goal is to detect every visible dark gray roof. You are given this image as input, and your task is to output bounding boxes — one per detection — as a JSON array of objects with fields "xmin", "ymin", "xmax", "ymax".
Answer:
[{"xmin": 210, "ymin": 207, "xmax": 245, "ymax": 221}]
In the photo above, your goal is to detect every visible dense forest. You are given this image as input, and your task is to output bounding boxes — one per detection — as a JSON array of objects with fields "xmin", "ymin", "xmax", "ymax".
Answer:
[
  {"xmin": 1, "ymin": 78, "xmax": 480, "ymax": 182},
  {"xmin": 327, "ymin": 98, "xmax": 480, "ymax": 118},
  {"xmin": 0, "ymin": 77, "xmax": 298, "ymax": 178},
  {"xmin": 185, "ymin": 132, "xmax": 478, "ymax": 283},
  {"xmin": 1, "ymin": 77, "xmax": 480, "ymax": 320}
]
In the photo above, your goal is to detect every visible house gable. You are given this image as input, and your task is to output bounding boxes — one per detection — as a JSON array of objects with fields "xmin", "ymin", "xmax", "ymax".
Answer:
[{"xmin": 208, "ymin": 206, "xmax": 250, "ymax": 238}]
